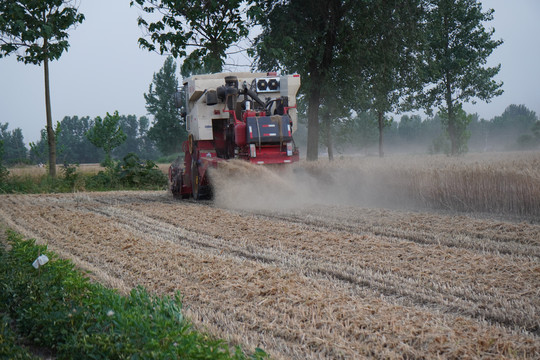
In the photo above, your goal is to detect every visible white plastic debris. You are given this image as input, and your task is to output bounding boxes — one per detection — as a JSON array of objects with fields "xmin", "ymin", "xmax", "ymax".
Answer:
[{"xmin": 32, "ymin": 254, "xmax": 49, "ymax": 269}]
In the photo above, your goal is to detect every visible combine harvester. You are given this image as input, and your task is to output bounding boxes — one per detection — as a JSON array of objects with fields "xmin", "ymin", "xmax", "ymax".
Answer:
[{"xmin": 168, "ymin": 72, "xmax": 301, "ymax": 199}]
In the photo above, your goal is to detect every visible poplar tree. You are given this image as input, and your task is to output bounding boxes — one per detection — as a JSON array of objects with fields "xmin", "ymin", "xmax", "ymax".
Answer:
[
  {"xmin": 0, "ymin": 0, "xmax": 84, "ymax": 177},
  {"xmin": 144, "ymin": 56, "xmax": 187, "ymax": 155},
  {"xmin": 418, "ymin": 0, "xmax": 503, "ymax": 155}
]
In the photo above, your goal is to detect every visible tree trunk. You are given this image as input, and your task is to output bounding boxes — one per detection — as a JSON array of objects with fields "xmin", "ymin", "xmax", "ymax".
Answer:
[
  {"xmin": 306, "ymin": 81, "xmax": 321, "ymax": 161},
  {"xmin": 43, "ymin": 40, "xmax": 56, "ymax": 178},
  {"xmin": 325, "ymin": 115, "xmax": 334, "ymax": 161},
  {"xmin": 306, "ymin": 0, "xmax": 340, "ymax": 162},
  {"xmin": 378, "ymin": 110, "xmax": 384, "ymax": 157},
  {"xmin": 445, "ymin": 74, "xmax": 457, "ymax": 155}
]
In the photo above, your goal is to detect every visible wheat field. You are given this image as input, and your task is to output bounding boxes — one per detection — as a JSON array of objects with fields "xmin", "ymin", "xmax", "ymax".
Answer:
[{"xmin": 0, "ymin": 187, "xmax": 539, "ymax": 359}]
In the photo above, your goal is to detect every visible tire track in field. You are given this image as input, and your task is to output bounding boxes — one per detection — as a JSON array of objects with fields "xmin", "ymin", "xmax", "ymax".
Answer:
[
  {"xmin": 248, "ymin": 207, "xmax": 540, "ymax": 259},
  {"xmin": 76, "ymin": 200, "xmax": 540, "ymax": 334}
]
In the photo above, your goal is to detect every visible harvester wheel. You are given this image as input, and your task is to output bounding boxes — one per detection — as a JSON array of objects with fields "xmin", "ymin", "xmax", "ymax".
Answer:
[{"xmin": 191, "ymin": 160, "xmax": 201, "ymax": 200}]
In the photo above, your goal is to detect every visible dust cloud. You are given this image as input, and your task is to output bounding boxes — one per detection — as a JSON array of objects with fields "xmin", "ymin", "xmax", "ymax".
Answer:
[{"xmin": 208, "ymin": 158, "xmax": 420, "ymax": 212}]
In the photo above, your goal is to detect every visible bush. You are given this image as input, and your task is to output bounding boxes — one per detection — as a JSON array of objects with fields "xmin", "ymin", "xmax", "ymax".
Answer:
[
  {"xmin": 0, "ymin": 231, "xmax": 268, "ymax": 359},
  {"xmin": 118, "ymin": 153, "xmax": 167, "ymax": 187}
]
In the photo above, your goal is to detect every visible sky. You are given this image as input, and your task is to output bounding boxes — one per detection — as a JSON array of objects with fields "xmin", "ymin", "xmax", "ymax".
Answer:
[{"xmin": 1, "ymin": 0, "xmax": 539, "ymax": 145}]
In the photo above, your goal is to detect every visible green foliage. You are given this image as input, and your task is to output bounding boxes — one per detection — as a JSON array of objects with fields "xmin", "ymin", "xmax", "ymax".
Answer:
[
  {"xmin": 416, "ymin": 0, "xmax": 503, "ymax": 155},
  {"xmin": 515, "ymin": 134, "xmax": 538, "ymax": 150},
  {"xmin": 253, "ymin": 0, "xmax": 363, "ymax": 160},
  {"xmin": 29, "ymin": 122, "xmax": 63, "ymax": 165},
  {"xmin": 30, "ymin": 114, "xmax": 159, "ymax": 165},
  {"xmin": 118, "ymin": 153, "xmax": 167, "ymax": 187},
  {"xmin": 1, "ymin": 314, "xmax": 40, "ymax": 359},
  {"xmin": 85, "ymin": 111, "xmax": 127, "ymax": 166},
  {"xmin": 337, "ymin": 111, "xmax": 379, "ymax": 151},
  {"xmin": 0, "ymin": 0, "xmax": 85, "ymax": 178},
  {"xmin": 361, "ymin": 0, "xmax": 424, "ymax": 156},
  {"xmin": 55, "ymin": 116, "xmax": 101, "ymax": 163},
  {"xmin": 145, "ymin": 56, "xmax": 187, "ymax": 155},
  {"xmin": 491, "ymin": 104, "xmax": 539, "ymax": 147},
  {"xmin": 0, "ymin": 0, "xmax": 85, "ymax": 64},
  {"xmin": 113, "ymin": 115, "xmax": 160, "ymax": 160},
  {"xmin": 130, "ymin": 0, "xmax": 248, "ymax": 76},
  {"xmin": 438, "ymin": 105, "xmax": 472, "ymax": 154},
  {"xmin": 0, "ymin": 123, "xmax": 28, "ymax": 165},
  {"xmin": 87, "ymin": 153, "xmax": 167, "ymax": 190},
  {"xmin": 60, "ymin": 163, "xmax": 83, "ymax": 192},
  {"xmin": 0, "ymin": 230, "xmax": 268, "ymax": 359}
]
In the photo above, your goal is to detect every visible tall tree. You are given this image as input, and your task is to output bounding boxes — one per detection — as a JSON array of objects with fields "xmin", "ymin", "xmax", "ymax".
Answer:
[
  {"xmin": 86, "ymin": 111, "xmax": 127, "ymax": 166},
  {"xmin": 145, "ymin": 56, "xmax": 187, "ymax": 155},
  {"xmin": 417, "ymin": 0, "xmax": 503, "ymax": 155},
  {"xmin": 361, "ymin": 0, "xmax": 424, "ymax": 157},
  {"xmin": 0, "ymin": 0, "xmax": 84, "ymax": 177},
  {"xmin": 253, "ymin": 0, "xmax": 359, "ymax": 161},
  {"xmin": 130, "ymin": 0, "xmax": 248, "ymax": 76}
]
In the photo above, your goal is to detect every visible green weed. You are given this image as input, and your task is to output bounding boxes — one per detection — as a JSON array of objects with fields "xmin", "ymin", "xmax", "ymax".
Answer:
[{"xmin": 0, "ymin": 230, "xmax": 268, "ymax": 359}]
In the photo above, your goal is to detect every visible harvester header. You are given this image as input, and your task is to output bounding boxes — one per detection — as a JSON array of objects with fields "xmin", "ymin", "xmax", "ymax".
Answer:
[{"xmin": 169, "ymin": 72, "xmax": 301, "ymax": 199}]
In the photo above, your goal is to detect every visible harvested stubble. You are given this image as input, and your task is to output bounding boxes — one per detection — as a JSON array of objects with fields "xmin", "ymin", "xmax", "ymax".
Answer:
[{"xmin": 0, "ymin": 191, "xmax": 539, "ymax": 359}]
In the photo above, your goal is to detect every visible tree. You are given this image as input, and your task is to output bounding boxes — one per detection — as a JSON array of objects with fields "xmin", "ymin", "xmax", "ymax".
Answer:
[
  {"xmin": 417, "ymin": 0, "xmax": 503, "ymax": 155},
  {"xmin": 439, "ymin": 104, "xmax": 472, "ymax": 154},
  {"xmin": 130, "ymin": 0, "xmax": 248, "ymax": 76},
  {"xmin": 138, "ymin": 116, "xmax": 160, "ymax": 159},
  {"xmin": 0, "ymin": 0, "xmax": 84, "ymax": 177},
  {"xmin": 56, "ymin": 116, "xmax": 101, "ymax": 163},
  {"xmin": 114, "ymin": 115, "xmax": 139, "ymax": 158},
  {"xmin": 0, "ymin": 123, "xmax": 28, "ymax": 164},
  {"xmin": 339, "ymin": 111, "xmax": 379, "ymax": 152},
  {"xmin": 533, "ymin": 121, "xmax": 540, "ymax": 141},
  {"xmin": 145, "ymin": 56, "xmax": 187, "ymax": 155},
  {"xmin": 492, "ymin": 104, "xmax": 538, "ymax": 135},
  {"xmin": 113, "ymin": 115, "xmax": 160, "ymax": 159},
  {"xmin": 253, "ymin": 0, "xmax": 361, "ymax": 161},
  {"xmin": 398, "ymin": 114, "xmax": 423, "ymax": 142},
  {"xmin": 86, "ymin": 111, "xmax": 127, "ymax": 166},
  {"xmin": 361, "ymin": 0, "xmax": 424, "ymax": 157}
]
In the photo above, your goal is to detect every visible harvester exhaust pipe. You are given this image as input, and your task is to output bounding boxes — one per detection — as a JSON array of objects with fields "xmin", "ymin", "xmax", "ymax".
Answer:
[
  {"xmin": 243, "ymin": 84, "xmax": 266, "ymax": 108},
  {"xmin": 217, "ymin": 76, "xmax": 239, "ymax": 111}
]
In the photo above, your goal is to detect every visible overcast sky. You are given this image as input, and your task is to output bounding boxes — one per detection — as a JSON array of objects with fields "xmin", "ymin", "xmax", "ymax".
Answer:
[{"xmin": 1, "ymin": 0, "xmax": 539, "ymax": 145}]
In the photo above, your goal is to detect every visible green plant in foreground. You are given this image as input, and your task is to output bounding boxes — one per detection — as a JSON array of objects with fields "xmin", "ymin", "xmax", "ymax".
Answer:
[
  {"xmin": 1, "ymin": 313, "xmax": 40, "ymax": 359},
  {"xmin": 0, "ymin": 230, "xmax": 268, "ymax": 359}
]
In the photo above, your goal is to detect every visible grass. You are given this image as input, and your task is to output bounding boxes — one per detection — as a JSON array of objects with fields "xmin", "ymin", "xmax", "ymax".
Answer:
[{"xmin": 0, "ymin": 230, "xmax": 268, "ymax": 359}]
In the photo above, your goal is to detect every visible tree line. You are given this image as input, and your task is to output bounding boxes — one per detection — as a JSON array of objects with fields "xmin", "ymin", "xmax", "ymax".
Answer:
[
  {"xmin": 2, "ymin": 102, "xmax": 538, "ymax": 167},
  {"xmin": 322, "ymin": 104, "xmax": 540, "ymax": 155}
]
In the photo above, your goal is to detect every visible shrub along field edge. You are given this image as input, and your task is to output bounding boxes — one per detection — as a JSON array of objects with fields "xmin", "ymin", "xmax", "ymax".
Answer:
[
  {"xmin": 0, "ymin": 153, "xmax": 169, "ymax": 194},
  {"xmin": 0, "ymin": 229, "xmax": 268, "ymax": 360}
]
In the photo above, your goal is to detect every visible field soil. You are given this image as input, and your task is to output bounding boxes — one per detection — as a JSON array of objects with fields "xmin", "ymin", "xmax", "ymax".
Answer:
[{"xmin": 1, "ymin": 191, "xmax": 539, "ymax": 359}]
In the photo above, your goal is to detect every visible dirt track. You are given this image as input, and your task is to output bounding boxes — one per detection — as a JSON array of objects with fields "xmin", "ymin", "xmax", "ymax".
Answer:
[{"xmin": 1, "ymin": 191, "xmax": 539, "ymax": 359}]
